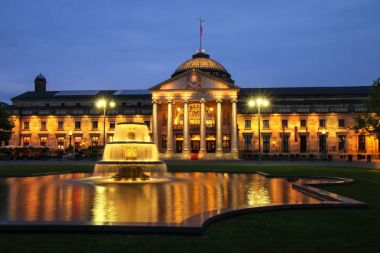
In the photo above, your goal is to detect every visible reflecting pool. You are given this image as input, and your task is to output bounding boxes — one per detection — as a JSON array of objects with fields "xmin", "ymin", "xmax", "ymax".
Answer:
[{"xmin": 0, "ymin": 172, "xmax": 325, "ymax": 227}]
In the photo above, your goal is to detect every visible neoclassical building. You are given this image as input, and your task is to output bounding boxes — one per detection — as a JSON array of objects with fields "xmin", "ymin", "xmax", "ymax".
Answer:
[{"xmin": 6, "ymin": 50, "xmax": 378, "ymax": 159}]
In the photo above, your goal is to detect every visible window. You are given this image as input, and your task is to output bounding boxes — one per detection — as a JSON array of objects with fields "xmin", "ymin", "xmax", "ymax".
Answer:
[
  {"xmin": 162, "ymin": 135, "xmax": 167, "ymax": 149},
  {"xmin": 76, "ymin": 103, "xmax": 80, "ymax": 106},
  {"xmin": 319, "ymin": 119, "xmax": 326, "ymax": 128},
  {"xmin": 358, "ymin": 135, "xmax": 366, "ymax": 151},
  {"xmin": 144, "ymin": 121, "xmax": 150, "ymax": 129},
  {"xmin": 91, "ymin": 136, "xmax": 99, "ymax": 146},
  {"xmin": 22, "ymin": 136, "xmax": 30, "ymax": 146},
  {"xmin": 281, "ymin": 134, "xmax": 289, "ymax": 153},
  {"xmin": 282, "ymin": 120, "xmax": 288, "ymax": 128},
  {"xmin": 61, "ymin": 103, "xmax": 65, "ymax": 106},
  {"xmin": 45, "ymin": 103, "xmax": 50, "ymax": 107},
  {"xmin": 108, "ymin": 134, "xmax": 114, "ymax": 143},
  {"xmin": 75, "ymin": 121, "xmax": 81, "ymax": 130},
  {"xmin": 40, "ymin": 121, "xmax": 47, "ymax": 131},
  {"xmin": 58, "ymin": 121, "xmax": 64, "ymax": 130},
  {"xmin": 92, "ymin": 120, "xmax": 98, "ymax": 130},
  {"xmin": 263, "ymin": 120, "xmax": 269, "ymax": 129},
  {"xmin": 319, "ymin": 134, "xmax": 327, "ymax": 153},
  {"xmin": 245, "ymin": 119, "xmax": 251, "ymax": 129},
  {"xmin": 263, "ymin": 135, "xmax": 270, "ymax": 153},
  {"xmin": 338, "ymin": 119, "xmax": 345, "ymax": 128},
  {"xmin": 300, "ymin": 119, "xmax": 307, "ymax": 128},
  {"xmin": 222, "ymin": 135, "xmax": 230, "ymax": 148},
  {"xmin": 338, "ymin": 135, "xmax": 346, "ymax": 152},
  {"xmin": 243, "ymin": 134, "xmax": 252, "ymax": 151},
  {"xmin": 40, "ymin": 136, "xmax": 48, "ymax": 146},
  {"xmin": 57, "ymin": 137, "xmax": 65, "ymax": 149},
  {"xmin": 23, "ymin": 121, "xmax": 29, "ymax": 130},
  {"xmin": 109, "ymin": 121, "xmax": 115, "ymax": 130}
]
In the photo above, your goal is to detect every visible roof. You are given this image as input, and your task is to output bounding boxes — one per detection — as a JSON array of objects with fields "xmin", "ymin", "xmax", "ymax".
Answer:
[
  {"xmin": 11, "ymin": 89, "xmax": 151, "ymax": 100},
  {"xmin": 239, "ymin": 86, "xmax": 371, "ymax": 98}
]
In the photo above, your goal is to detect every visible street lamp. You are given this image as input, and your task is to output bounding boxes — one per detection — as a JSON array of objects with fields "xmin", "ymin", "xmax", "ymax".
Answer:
[
  {"xmin": 248, "ymin": 97, "xmax": 270, "ymax": 162},
  {"xmin": 96, "ymin": 98, "xmax": 116, "ymax": 147},
  {"xmin": 68, "ymin": 130, "xmax": 74, "ymax": 157}
]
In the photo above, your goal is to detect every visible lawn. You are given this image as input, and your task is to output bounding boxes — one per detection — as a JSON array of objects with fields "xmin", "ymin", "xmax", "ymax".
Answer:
[{"xmin": 0, "ymin": 164, "xmax": 379, "ymax": 253}]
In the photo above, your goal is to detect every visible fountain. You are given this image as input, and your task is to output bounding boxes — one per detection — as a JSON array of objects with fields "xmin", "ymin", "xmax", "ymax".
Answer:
[{"xmin": 91, "ymin": 122, "xmax": 167, "ymax": 183}]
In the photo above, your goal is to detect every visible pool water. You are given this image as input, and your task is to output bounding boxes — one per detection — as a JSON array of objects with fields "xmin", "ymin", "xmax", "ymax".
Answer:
[{"xmin": 0, "ymin": 172, "xmax": 322, "ymax": 226}]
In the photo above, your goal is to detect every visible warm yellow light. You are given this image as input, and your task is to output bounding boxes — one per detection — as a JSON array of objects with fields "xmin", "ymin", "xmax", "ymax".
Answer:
[
  {"xmin": 262, "ymin": 99, "xmax": 269, "ymax": 107},
  {"xmin": 256, "ymin": 98, "xmax": 263, "ymax": 106},
  {"xmin": 209, "ymin": 107, "xmax": 214, "ymax": 112},
  {"xmin": 110, "ymin": 101, "xmax": 116, "ymax": 108},
  {"xmin": 248, "ymin": 100, "xmax": 255, "ymax": 107},
  {"xmin": 321, "ymin": 129, "xmax": 326, "ymax": 135},
  {"xmin": 96, "ymin": 99, "xmax": 106, "ymax": 108},
  {"xmin": 177, "ymin": 108, "xmax": 181, "ymax": 112},
  {"xmin": 69, "ymin": 130, "xmax": 73, "ymax": 136},
  {"xmin": 248, "ymin": 97, "xmax": 270, "ymax": 108}
]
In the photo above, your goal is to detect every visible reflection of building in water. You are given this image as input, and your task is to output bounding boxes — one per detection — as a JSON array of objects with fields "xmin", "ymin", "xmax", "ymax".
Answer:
[
  {"xmin": 2, "ymin": 173, "xmax": 320, "ymax": 224},
  {"xmin": 5, "ymin": 174, "xmax": 94, "ymax": 221}
]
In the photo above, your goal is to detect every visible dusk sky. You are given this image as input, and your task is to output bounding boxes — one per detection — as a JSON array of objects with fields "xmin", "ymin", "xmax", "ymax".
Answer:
[{"xmin": 0, "ymin": 0, "xmax": 379, "ymax": 103}]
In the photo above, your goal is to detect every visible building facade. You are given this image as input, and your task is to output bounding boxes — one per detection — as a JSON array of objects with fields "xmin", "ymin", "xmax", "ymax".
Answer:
[{"xmin": 6, "ymin": 51, "xmax": 379, "ymax": 159}]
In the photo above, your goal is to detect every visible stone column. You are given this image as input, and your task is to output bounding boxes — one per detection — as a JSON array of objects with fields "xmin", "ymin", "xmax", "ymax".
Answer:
[
  {"xmin": 152, "ymin": 99, "xmax": 159, "ymax": 146},
  {"xmin": 216, "ymin": 98, "xmax": 223, "ymax": 156},
  {"xmin": 230, "ymin": 97, "xmax": 239, "ymax": 159},
  {"xmin": 199, "ymin": 98, "xmax": 206, "ymax": 157},
  {"xmin": 182, "ymin": 98, "xmax": 190, "ymax": 157},
  {"xmin": 166, "ymin": 98, "xmax": 174, "ymax": 156}
]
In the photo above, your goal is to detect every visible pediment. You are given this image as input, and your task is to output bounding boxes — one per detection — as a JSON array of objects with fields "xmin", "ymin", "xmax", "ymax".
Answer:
[{"xmin": 149, "ymin": 70, "xmax": 239, "ymax": 91}]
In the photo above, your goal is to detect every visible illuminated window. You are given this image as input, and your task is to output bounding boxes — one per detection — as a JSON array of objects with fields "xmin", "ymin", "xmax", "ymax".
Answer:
[
  {"xmin": 358, "ymin": 135, "xmax": 366, "ymax": 152},
  {"xmin": 91, "ymin": 136, "xmax": 99, "ymax": 146},
  {"xmin": 92, "ymin": 120, "xmax": 98, "ymax": 130},
  {"xmin": 58, "ymin": 121, "xmax": 64, "ymax": 130},
  {"xmin": 245, "ymin": 119, "xmax": 251, "ymax": 129},
  {"xmin": 108, "ymin": 134, "xmax": 114, "ymax": 143},
  {"xmin": 57, "ymin": 137, "xmax": 65, "ymax": 149},
  {"xmin": 75, "ymin": 121, "xmax": 81, "ymax": 130},
  {"xmin": 338, "ymin": 135, "xmax": 346, "ymax": 152},
  {"xmin": 161, "ymin": 135, "xmax": 167, "ymax": 149},
  {"xmin": 22, "ymin": 136, "xmax": 30, "ymax": 146},
  {"xmin": 222, "ymin": 135, "xmax": 230, "ymax": 148},
  {"xmin": 109, "ymin": 121, "xmax": 115, "ymax": 130},
  {"xmin": 41, "ymin": 121, "xmax": 47, "ymax": 131},
  {"xmin": 23, "ymin": 121, "xmax": 29, "ymax": 130},
  {"xmin": 40, "ymin": 136, "xmax": 48, "ymax": 146}
]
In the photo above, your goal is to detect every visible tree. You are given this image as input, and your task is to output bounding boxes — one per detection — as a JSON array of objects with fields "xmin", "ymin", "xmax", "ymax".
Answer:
[
  {"xmin": 0, "ymin": 103, "xmax": 14, "ymax": 146},
  {"xmin": 353, "ymin": 77, "xmax": 380, "ymax": 136}
]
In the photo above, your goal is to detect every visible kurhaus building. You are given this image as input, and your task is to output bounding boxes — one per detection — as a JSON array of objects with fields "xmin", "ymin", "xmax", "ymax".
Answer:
[{"xmin": 7, "ymin": 50, "xmax": 378, "ymax": 159}]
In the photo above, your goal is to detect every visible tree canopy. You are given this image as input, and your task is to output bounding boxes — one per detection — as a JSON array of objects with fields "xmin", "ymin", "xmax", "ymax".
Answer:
[
  {"xmin": 353, "ymin": 78, "xmax": 380, "ymax": 136},
  {"xmin": 0, "ymin": 104, "xmax": 14, "ymax": 146}
]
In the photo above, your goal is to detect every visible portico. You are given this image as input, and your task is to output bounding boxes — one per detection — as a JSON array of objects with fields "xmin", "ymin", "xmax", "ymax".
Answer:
[{"xmin": 150, "ymin": 65, "xmax": 240, "ymax": 159}]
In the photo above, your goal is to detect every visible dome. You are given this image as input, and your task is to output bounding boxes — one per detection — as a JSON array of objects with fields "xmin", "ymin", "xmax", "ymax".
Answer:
[
  {"xmin": 34, "ymin": 73, "xmax": 46, "ymax": 83},
  {"xmin": 172, "ymin": 52, "xmax": 233, "ymax": 83}
]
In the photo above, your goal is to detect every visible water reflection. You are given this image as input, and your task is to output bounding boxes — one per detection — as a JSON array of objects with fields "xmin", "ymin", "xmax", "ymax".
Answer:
[{"xmin": 0, "ymin": 172, "xmax": 321, "ymax": 225}]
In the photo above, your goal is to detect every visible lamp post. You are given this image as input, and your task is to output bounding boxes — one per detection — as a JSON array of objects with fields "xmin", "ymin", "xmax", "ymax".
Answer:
[
  {"xmin": 248, "ymin": 97, "xmax": 270, "ymax": 163},
  {"xmin": 96, "ymin": 98, "xmax": 115, "ymax": 147},
  {"xmin": 68, "ymin": 130, "xmax": 74, "ymax": 157}
]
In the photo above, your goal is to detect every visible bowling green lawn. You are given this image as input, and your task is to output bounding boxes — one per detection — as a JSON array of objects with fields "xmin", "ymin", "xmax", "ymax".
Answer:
[{"xmin": 0, "ymin": 164, "xmax": 379, "ymax": 253}]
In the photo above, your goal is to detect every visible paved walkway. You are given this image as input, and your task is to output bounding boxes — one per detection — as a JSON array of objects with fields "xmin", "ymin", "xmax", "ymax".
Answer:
[{"xmin": 0, "ymin": 159, "xmax": 379, "ymax": 169}]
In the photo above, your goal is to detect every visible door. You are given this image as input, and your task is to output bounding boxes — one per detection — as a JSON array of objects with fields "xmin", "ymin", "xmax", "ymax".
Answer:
[
  {"xmin": 176, "ymin": 140, "xmax": 183, "ymax": 153},
  {"xmin": 191, "ymin": 141, "xmax": 200, "ymax": 153},
  {"xmin": 206, "ymin": 141, "xmax": 216, "ymax": 153}
]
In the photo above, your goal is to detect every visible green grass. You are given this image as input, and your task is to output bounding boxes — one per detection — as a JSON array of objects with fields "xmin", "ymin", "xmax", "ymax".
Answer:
[{"xmin": 0, "ymin": 164, "xmax": 379, "ymax": 253}]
